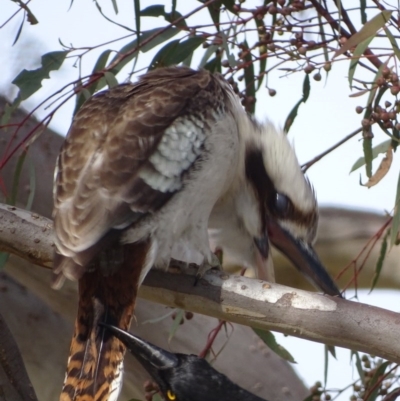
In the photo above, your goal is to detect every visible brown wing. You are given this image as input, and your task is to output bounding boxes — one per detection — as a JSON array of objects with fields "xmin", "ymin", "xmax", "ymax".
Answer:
[{"xmin": 53, "ymin": 66, "xmax": 228, "ymax": 278}]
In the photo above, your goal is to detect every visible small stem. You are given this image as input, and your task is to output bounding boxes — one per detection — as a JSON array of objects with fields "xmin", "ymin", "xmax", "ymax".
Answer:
[{"xmin": 302, "ymin": 127, "xmax": 363, "ymax": 172}]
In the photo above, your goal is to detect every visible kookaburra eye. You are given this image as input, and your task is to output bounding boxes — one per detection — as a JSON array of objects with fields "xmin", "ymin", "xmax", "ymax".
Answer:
[{"xmin": 275, "ymin": 193, "xmax": 290, "ymax": 216}]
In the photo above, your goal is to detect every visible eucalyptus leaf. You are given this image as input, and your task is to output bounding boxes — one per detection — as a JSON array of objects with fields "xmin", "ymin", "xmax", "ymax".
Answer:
[
  {"xmin": 390, "ymin": 172, "xmax": 400, "ymax": 247},
  {"xmin": 243, "ymin": 40, "xmax": 255, "ymax": 114},
  {"xmin": 12, "ymin": 51, "xmax": 68, "ymax": 100},
  {"xmin": 284, "ymin": 74, "xmax": 310, "ymax": 133},
  {"xmin": 334, "ymin": 10, "xmax": 392, "ymax": 58},
  {"xmin": 168, "ymin": 309, "xmax": 184, "ymax": 342},
  {"xmin": 149, "ymin": 37, "xmax": 204, "ymax": 70},
  {"xmin": 348, "ymin": 36, "xmax": 374, "ymax": 87},
  {"xmin": 370, "ymin": 229, "xmax": 389, "ymax": 292},
  {"xmin": 253, "ymin": 328, "xmax": 296, "ymax": 363},
  {"xmin": 350, "ymin": 139, "xmax": 391, "ymax": 173}
]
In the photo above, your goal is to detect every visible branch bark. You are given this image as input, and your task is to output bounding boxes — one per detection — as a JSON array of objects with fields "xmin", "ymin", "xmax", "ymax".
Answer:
[
  {"xmin": 1, "ymin": 203, "xmax": 400, "ymax": 364},
  {"xmin": 0, "ymin": 311, "xmax": 38, "ymax": 401}
]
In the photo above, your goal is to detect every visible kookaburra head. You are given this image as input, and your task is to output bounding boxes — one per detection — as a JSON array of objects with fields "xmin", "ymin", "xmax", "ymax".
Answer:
[{"xmin": 210, "ymin": 119, "xmax": 341, "ymax": 297}]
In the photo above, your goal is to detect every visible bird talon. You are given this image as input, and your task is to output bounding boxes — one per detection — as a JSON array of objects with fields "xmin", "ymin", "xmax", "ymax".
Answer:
[
  {"xmin": 194, "ymin": 255, "xmax": 222, "ymax": 286},
  {"xmin": 168, "ymin": 258, "xmax": 189, "ymax": 274}
]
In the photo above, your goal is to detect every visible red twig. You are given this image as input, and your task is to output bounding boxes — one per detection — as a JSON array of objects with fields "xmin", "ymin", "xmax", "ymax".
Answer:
[
  {"xmin": 363, "ymin": 364, "xmax": 398, "ymax": 401},
  {"xmin": 337, "ymin": 216, "xmax": 392, "ymax": 292},
  {"xmin": 198, "ymin": 320, "xmax": 227, "ymax": 359}
]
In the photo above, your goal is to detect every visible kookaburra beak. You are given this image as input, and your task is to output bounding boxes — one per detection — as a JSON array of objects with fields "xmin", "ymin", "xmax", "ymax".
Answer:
[{"xmin": 254, "ymin": 220, "xmax": 342, "ymax": 298}]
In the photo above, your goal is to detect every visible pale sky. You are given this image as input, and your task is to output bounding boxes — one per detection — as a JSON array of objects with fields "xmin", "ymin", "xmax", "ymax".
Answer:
[{"xmin": 1, "ymin": 1, "xmax": 399, "ymax": 399}]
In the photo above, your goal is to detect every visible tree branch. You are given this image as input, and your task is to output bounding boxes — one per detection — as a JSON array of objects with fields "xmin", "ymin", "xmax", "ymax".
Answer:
[
  {"xmin": 0, "ymin": 311, "xmax": 38, "ymax": 401},
  {"xmin": 1, "ymin": 203, "xmax": 400, "ymax": 363}
]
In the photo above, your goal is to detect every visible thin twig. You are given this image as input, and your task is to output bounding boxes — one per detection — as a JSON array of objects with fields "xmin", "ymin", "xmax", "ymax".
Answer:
[{"xmin": 302, "ymin": 127, "xmax": 363, "ymax": 172}]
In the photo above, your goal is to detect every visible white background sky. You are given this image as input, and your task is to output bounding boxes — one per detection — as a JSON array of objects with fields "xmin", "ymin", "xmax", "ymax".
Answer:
[{"xmin": 1, "ymin": 1, "xmax": 400, "ymax": 399}]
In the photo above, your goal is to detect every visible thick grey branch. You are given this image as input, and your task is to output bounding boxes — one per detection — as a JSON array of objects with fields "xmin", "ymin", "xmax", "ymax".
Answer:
[{"xmin": 1, "ymin": 203, "xmax": 400, "ymax": 363}]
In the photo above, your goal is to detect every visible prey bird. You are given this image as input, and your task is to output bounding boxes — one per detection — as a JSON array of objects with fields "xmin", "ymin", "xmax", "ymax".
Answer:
[
  {"xmin": 53, "ymin": 66, "xmax": 340, "ymax": 401},
  {"xmin": 102, "ymin": 324, "xmax": 268, "ymax": 401}
]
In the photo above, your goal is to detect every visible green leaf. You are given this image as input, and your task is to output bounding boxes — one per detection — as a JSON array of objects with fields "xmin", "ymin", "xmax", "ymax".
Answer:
[
  {"xmin": 140, "ymin": 5, "xmax": 187, "ymax": 28},
  {"xmin": 141, "ymin": 309, "xmax": 176, "ymax": 325},
  {"xmin": 351, "ymin": 351, "xmax": 365, "ymax": 384},
  {"xmin": 12, "ymin": 13, "xmax": 25, "ymax": 46},
  {"xmin": 220, "ymin": 31, "xmax": 236, "ymax": 68},
  {"xmin": 390, "ymin": 172, "xmax": 400, "ymax": 247},
  {"xmin": 243, "ymin": 40, "xmax": 255, "ymax": 114},
  {"xmin": 360, "ymin": 0, "xmax": 367, "ymax": 24},
  {"xmin": 253, "ymin": 328, "xmax": 296, "ymax": 363},
  {"xmin": 326, "ymin": 345, "xmax": 336, "ymax": 359},
  {"xmin": 149, "ymin": 36, "xmax": 205, "ymax": 70},
  {"xmin": 363, "ymin": 133, "xmax": 373, "ymax": 178},
  {"xmin": 152, "ymin": 395, "xmax": 163, "ymax": 401},
  {"xmin": 171, "ymin": 0, "xmax": 177, "ymax": 20},
  {"xmin": 168, "ymin": 309, "xmax": 184, "ymax": 342},
  {"xmin": 350, "ymin": 139, "xmax": 391, "ymax": 173},
  {"xmin": 25, "ymin": 158, "xmax": 36, "ymax": 211},
  {"xmin": 80, "ymin": 49, "xmax": 113, "ymax": 99},
  {"xmin": 203, "ymin": 57, "xmax": 220, "ymax": 73},
  {"xmin": 9, "ymin": 150, "xmax": 27, "ymax": 205},
  {"xmin": 370, "ymin": 229, "xmax": 389, "ymax": 292},
  {"xmin": 206, "ymin": 1, "xmax": 221, "ymax": 30},
  {"xmin": 334, "ymin": 10, "xmax": 392, "ymax": 58},
  {"xmin": 284, "ymin": 74, "xmax": 310, "ymax": 133},
  {"xmin": 255, "ymin": 18, "xmax": 267, "ymax": 90},
  {"xmin": 134, "ymin": 0, "xmax": 140, "ymax": 39},
  {"xmin": 140, "ymin": 4, "xmax": 165, "ymax": 16},
  {"xmin": 73, "ymin": 87, "xmax": 93, "ymax": 116},
  {"xmin": 88, "ymin": 27, "xmax": 179, "ymax": 95},
  {"xmin": 198, "ymin": 45, "xmax": 218, "ymax": 69},
  {"xmin": 365, "ymin": 62, "xmax": 387, "ymax": 112},
  {"xmin": 0, "ymin": 253, "xmax": 10, "ymax": 270},
  {"xmin": 93, "ymin": 50, "xmax": 113, "ymax": 74},
  {"xmin": 0, "ymin": 101, "xmax": 20, "ymax": 126},
  {"xmin": 366, "ymin": 361, "xmax": 391, "ymax": 401},
  {"xmin": 391, "ymin": 125, "xmax": 400, "ymax": 151},
  {"xmin": 141, "ymin": 28, "xmax": 180, "ymax": 54},
  {"xmin": 384, "ymin": 27, "xmax": 400, "ymax": 61},
  {"xmin": 111, "ymin": 0, "xmax": 118, "ymax": 13},
  {"xmin": 12, "ymin": 51, "xmax": 68, "ymax": 100},
  {"xmin": 221, "ymin": 0, "xmax": 235, "ymax": 13},
  {"xmin": 324, "ymin": 345, "xmax": 329, "ymax": 387},
  {"xmin": 348, "ymin": 36, "xmax": 374, "ymax": 87},
  {"xmin": 104, "ymin": 71, "xmax": 118, "ymax": 88}
]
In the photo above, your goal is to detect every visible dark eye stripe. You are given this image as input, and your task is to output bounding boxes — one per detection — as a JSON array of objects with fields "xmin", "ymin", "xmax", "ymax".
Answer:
[{"xmin": 244, "ymin": 146, "xmax": 318, "ymax": 228}]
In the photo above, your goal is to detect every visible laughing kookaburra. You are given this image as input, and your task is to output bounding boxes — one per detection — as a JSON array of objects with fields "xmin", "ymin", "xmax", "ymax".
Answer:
[
  {"xmin": 209, "ymin": 119, "xmax": 341, "ymax": 297},
  {"xmin": 53, "ymin": 66, "xmax": 340, "ymax": 401}
]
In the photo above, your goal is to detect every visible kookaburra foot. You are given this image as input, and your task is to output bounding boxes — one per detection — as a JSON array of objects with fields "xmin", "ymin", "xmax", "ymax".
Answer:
[
  {"xmin": 168, "ymin": 258, "xmax": 189, "ymax": 274},
  {"xmin": 194, "ymin": 253, "xmax": 222, "ymax": 286}
]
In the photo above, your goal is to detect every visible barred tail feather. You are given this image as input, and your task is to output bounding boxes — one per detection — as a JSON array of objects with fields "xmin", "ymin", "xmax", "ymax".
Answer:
[{"xmin": 60, "ymin": 239, "xmax": 151, "ymax": 401}]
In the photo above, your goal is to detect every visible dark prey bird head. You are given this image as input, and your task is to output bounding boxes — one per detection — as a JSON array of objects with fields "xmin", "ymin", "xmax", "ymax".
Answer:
[{"xmin": 101, "ymin": 324, "xmax": 268, "ymax": 401}]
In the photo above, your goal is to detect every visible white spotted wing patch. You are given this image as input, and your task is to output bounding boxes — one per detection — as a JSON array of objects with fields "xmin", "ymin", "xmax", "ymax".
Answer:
[{"xmin": 139, "ymin": 116, "xmax": 206, "ymax": 193}]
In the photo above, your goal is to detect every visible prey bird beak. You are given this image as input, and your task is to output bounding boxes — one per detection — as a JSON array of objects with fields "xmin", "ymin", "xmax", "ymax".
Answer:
[
  {"xmin": 265, "ymin": 220, "xmax": 342, "ymax": 297},
  {"xmin": 100, "ymin": 323, "xmax": 179, "ymax": 370}
]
